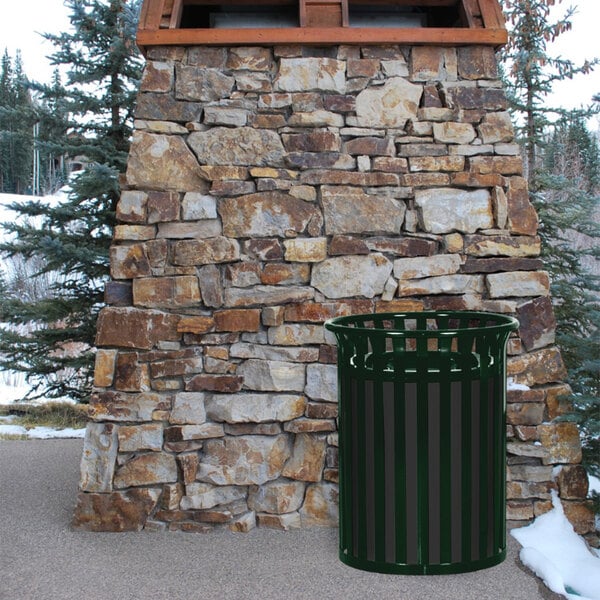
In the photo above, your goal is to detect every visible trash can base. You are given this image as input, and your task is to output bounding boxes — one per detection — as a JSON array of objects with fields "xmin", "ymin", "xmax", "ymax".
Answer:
[{"xmin": 339, "ymin": 548, "xmax": 506, "ymax": 575}]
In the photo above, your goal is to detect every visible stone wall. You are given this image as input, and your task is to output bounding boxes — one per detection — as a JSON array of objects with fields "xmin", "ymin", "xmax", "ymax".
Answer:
[{"xmin": 73, "ymin": 44, "xmax": 594, "ymax": 538}]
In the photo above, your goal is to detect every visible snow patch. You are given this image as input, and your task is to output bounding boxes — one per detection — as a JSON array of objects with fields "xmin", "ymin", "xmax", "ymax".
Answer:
[
  {"xmin": 589, "ymin": 475, "xmax": 600, "ymax": 496},
  {"xmin": 507, "ymin": 378, "xmax": 530, "ymax": 391},
  {"xmin": 511, "ymin": 491, "xmax": 600, "ymax": 600},
  {"xmin": 0, "ymin": 423, "xmax": 85, "ymax": 439}
]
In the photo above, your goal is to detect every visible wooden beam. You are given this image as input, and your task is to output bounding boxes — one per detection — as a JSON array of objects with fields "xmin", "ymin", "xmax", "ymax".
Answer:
[
  {"xmin": 170, "ymin": 0, "xmax": 184, "ymax": 28},
  {"xmin": 478, "ymin": 0, "xmax": 505, "ymax": 30},
  {"xmin": 137, "ymin": 26, "xmax": 508, "ymax": 48},
  {"xmin": 142, "ymin": 0, "xmax": 167, "ymax": 30}
]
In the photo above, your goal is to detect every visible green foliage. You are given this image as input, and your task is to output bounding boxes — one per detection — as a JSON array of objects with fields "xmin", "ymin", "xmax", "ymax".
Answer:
[
  {"xmin": 0, "ymin": 0, "xmax": 142, "ymax": 402},
  {"xmin": 500, "ymin": 1, "xmax": 600, "ymax": 482}
]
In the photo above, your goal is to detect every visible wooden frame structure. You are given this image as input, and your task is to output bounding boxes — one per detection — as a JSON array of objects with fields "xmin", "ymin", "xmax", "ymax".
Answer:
[{"xmin": 137, "ymin": 0, "xmax": 507, "ymax": 51}]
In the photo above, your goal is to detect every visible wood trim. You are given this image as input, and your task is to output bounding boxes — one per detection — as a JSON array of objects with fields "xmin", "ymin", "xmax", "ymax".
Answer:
[
  {"xmin": 169, "ymin": 0, "xmax": 184, "ymax": 28},
  {"xmin": 478, "ymin": 0, "xmax": 504, "ymax": 29},
  {"xmin": 137, "ymin": 25, "xmax": 507, "ymax": 47},
  {"xmin": 143, "ymin": 0, "xmax": 167, "ymax": 30}
]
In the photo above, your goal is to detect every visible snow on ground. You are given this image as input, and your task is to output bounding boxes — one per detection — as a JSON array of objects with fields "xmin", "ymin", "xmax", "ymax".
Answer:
[
  {"xmin": 511, "ymin": 491, "xmax": 600, "ymax": 600},
  {"xmin": 0, "ymin": 413, "xmax": 85, "ymax": 439}
]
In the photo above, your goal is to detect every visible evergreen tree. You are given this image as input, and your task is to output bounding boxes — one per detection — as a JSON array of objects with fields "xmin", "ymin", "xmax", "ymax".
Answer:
[
  {"xmin": 500, "ymin": 0, "xmax": 600, "ymax": 478},
  {"xmin": 0, "ymin": 49, "xmax": 36, "ymax": 194},
  {"xmin": 0, "ymin": 0, "xmax": 142, "ymax": 401}
]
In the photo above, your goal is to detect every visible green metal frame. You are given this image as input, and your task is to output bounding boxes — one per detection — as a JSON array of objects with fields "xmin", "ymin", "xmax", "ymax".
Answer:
[{"xmin": 325, "ymin": 311, "xmax": 519, "ymax": 575}]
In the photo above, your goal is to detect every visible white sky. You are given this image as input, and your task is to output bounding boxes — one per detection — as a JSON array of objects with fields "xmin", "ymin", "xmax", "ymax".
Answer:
[{"xmin": 0, "ymin": 0, "xmax": 598, "ymax": 121}]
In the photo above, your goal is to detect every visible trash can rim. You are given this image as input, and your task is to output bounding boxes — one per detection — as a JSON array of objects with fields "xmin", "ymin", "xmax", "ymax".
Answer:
[{"xmin": 324, "ymin": 310, "xmax": 519, "ymax": 339}]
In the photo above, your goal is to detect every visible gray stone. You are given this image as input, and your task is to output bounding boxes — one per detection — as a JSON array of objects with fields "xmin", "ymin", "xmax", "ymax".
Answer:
[
  {"xmin": 117, "ymin": 424, "xmax": 163, "ymax": 452},
  {"xmin": 415, "ymin": 188, "xmax": 493, "ymax": 234},
  {"xmin": 393, "ymin": 254, "xmax": 461, "ymax": 279},
  {"xmin": 238, "ymin": 359, "xmax": 306, "ymax": 392},
  {"xmin": 197, "ymin": 435, "xmax": 293, "ymax": 486},
  {"xmin": 189, "ymin": 127, "xmax": 285, "ymax": 167},
  {"xmin": 305, "ymin": 364, "xmax": 338, "ymax": 403},
  {"xmin": 181, "ymin": 483, "xmax": 247, "ymax": 510},
  {"xmin": 322, "ymin": 187, "xmax": 405, "ymax": 235},
  {"xmin": 311, "ymin": 254, "xmax": 393, "ymax": 299},
  {"xmin": 224, "ymin": 286, "xmax": 314, "ymax": 308},
  {"xmin": 175, "ymin": 65, "xmax": 235, "ymax": 101},
  {"xmin": 205, "ymin": 393, "xmax": 306, "ymax": 423},
  {"xmin": 267, "ymin": 324, "xmax": 326, "ymax": 346},
  {"xmin": 230, "ymin": 343, "xmax": 319, "ymax": 363},
  {"xmin": 79, "ymin": 423, "xmax": 118, "ymax": 492},
  {"xmin": 170, "ymin": 392, "xmax": 207, "ymax": 425},
  {"xmin": 182, "ymin": 193, "xmax": 217, "ymax": 220},
  {"xmin": 248, "ymin": 479, "xmax": 306, "ymax": 514},
  {"xmin": 300, "ymin": 483, "xmax": 339, "ymax": 527},
  {"xmin": 398, "ymin": 274, "xmax": 485, "ymax": 296},
  {"xmin": 282, "ymin": 434, "xmax": 327, "ymax": 482},
  {"xmin": 487, "ymin": 271, "xmax": 550, "ymax": 298}
]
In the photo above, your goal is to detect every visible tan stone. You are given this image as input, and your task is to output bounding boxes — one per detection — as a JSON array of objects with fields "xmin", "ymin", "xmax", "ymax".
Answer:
[
  {"xmin": 224, "ymin": 285, "xmax": 314, "ymax": 308},
  {"xmin": 94, "ymin": 349, "xmax": 117, "ymax": 387},
  {"xmin": 117, "ymin": 190, "xmax": 147, "ymax": 224},
  {"xmin": 189, "ymin": 127, "xmax": 285, "ymax": 167},
  {"xmin": 398, "ymin": 274, "xmax": 484, "ymax": 297},
  {"xmin": 432, "ymin": 122, "xmax": 476, "ymax": 144},
  {"xmin": 89, "ymin": 391, "xmax": 171, "ymax": 422},
  {"xmin": 230, "ymin": 342, "xmax": 319, "ymax": 363},
  {"xmin": 507, "ymin": 177, "xmax": 538, "ymax": 236},
  {"xmin": 415, "ymin": 188, "xmax": 493, "ymax": 234},
  {"xmin": 180, "ymin": 483, "xmax": 247, "ymax": 510},
  {"xmin": 114, "ymin": 452, "xmax": 178, "ymax": 488},
  {"xmin": 126, "ymin": 132, "xmax": 204, "ymax": 192},
  {"xmin": 288, "ymin": 110, "xmax": 344, "ymax": 127},
  {"xmin": 248, "ymin": 479, "xmax": 306, "ymax": 514},
  {"xmin": 268, "ymin": 324, "xmax": 325, "ymax": 346},
  {"xmin": 170, "ymin": 392, "xmax": 206, "ymax": 425},
  {"xmin": 538, "ymin": 423, "xmax": 583, "ymax": 465},
  {"xmin": 118, "ymin": 424, "xmax": 163, "ymax": 452},
  {"xmin": 283, "ymin": 238, "xmax": 328, "ymax": 263},
  {"xmin": 133, "ymin": 276, "xmax": 200, "ymax": 309},
  {"xmin": 238, "ymin": 359, "xmax": 306, "ymax": 393},
  {"xmin": 517, "ymin": 296, "xmax": 557, "ymax": 351},
  {"xmin": 470, "ymin": 156, "xmax": 523, "ymax": 176},
  {"xmin": 311, "ymin": 254, "xmax": 393, "ymax": 299},
  {"xmin": 175, "ymin": 65, "xmax": 234, "ymax": 101},
  {"xmin": 457, "ymin": 47, "xmax": 498, "ymax": 80},
  {"xmin": 114, "ymin": 353, "xmax": 149, "ymax": 392},
  {"xmin": 284, "ymin": 300, "xmax": 373, "ymax": 323},
  {"xmin": 72, "ymin": 488, "xmax": 161, "ymax": 532},
  {"xmin": 409, "ymin": 156, "xmax": 465, "ymax": 172},
  {"xmin": 507, "ymin": 347, "xmax": 568, "ymax": 387},
  {"xmin": 506, "ymin": 500, "xmax": 534, "ymax": 521},
  {"xmin": 478, "ymin": 112, "xmax": 514, "ymax": 144},
  {"xmin": 113, "ymin": 225, "xmax": 156, "ymax": 241},
  {"xmin": 140, "ymin": 61, "xmax": 173, "ymax": 92},
  {"xmin": 562, "ymin": 501, "xmax": 596, "ymax": 535},
  {"xmin": 284, "ymin": 419, "xmax": 336, "ymax": 433},
  {"xmin": 275, "ymin": 58, "xmax": 346, "ymax": 92},
  {"xmin": 411, "ymin": 47, "xmax": 457, "ymax": 81},
  {"xmin": 172, "ymin": 238, "xmax": 239, "ymax": 266},
  {"xmin": 257, "ymin": 512, "xmax": 302, "ymax": 530},
  {"xmin": 261, "ymin": 263, "xmax": 310, "ymax": 286},
  {"xmin": 197, "ymin": 435, "xmax": 293, "ymax": 486},
  {"xmin": 464, "ymin": 235, "xmax": 541, "ymax": 258},
  {"xmin": 507, "ymin": 403, "xmax": 545, "ymax": 426},
  {"xmin": 205, "ymin": 393, "xmax": 306, "ymax": 424},
  {"xmin": 322, "ymin": 187, "xmax": 406, "ymax": 235},
  {"xmin": 556, "ymin": 465, "xmax": 589, "ymax": 499},
  {"xmin": 110, "ymin": 244, "xmax": 151, "ymax": 280},
  {"xmin": 300, "ymin": 483, "xmax": 339, "ymax": 527},
  {"xmin": 487, "ymin": 271, "xmax": 550, "ymax": 298},
  {"xmin": 165, "ymin": 424, "xmax": 225, "ymax": 442},
  {"xmin": 177, "ymin": 316, "xmax": 215, "ymax": 335},
  {"xmin": 282, "ymin": 434, "xmax": 327, "ymax": 482},
  {"xmin": 545, "ymin": 384, "xmax": 573, "ymax": 420},
  {"xmin": 355, "ymin": 77, "xmax": 422, "ymax": 128},
  {"xmin": 393, "ymin": 254, "xmax": 461, "ymax": 280},
  {"xmin": 198, "ymin": 166, "xmax": 249, "ymax": 181},
  {"xmin": 229, "ymin": 511, "xmax": 257, "ymax": 533}
]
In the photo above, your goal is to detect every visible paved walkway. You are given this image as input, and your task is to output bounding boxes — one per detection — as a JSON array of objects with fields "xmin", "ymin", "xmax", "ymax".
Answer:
[{"xmin": 0, "ymin": 440, "xmax": 560, "ymax": 600}]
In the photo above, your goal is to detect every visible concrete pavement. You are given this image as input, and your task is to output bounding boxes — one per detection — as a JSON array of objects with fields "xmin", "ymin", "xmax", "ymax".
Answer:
[{"xmin": 0, "ymin": 440, "xmax": 560, "ymax": 600}]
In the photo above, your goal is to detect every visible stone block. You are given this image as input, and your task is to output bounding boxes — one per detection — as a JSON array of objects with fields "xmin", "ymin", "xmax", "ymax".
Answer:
[
  {"xmin": 282, "ymin": 131, "xmax": 340, "ymax": 153},
  {"xmin": 117, "ymin": 191, "xmax": 147, "ymax": 224},
  {"xmin": 181, "ymin": 483, "xmax": 247, "ymax": 510},
  {"xmin": 113, "ymin": 225, "xmax": 156, "ymax": 242},
  {"xmin": 457, "ymin": 46, "xmax": 498, "ymax": 80},
  {"xmin": 311, "ymin": 254, "xmax": 393, "ymax": 299},
  {"xmin": 343, "ymin": 137, "xmax": 395, "ymax": 156},
  {"xmin": 538, "ymin": 423, "xmax": 583, "ymax": 465},
  {"xmin": 229, "ymin": 511, "xmax": 257, "ymax": 533},
  {"xmin": 165, "ymin": 424, "xmax": 225, "ymax": 442},
  {"xmin": 445, "ymin": 86, "xmax": 507, "ymax": 111},
  {"xmin": 415, "ymin": 188, "xmax": 493, "ymax": 234},
  {"xmin": 562, "ymin": 501, "xmax": 596, "ymax": 535},
  {"xmin": 126, "ymin": 132, "xmax": 205, "ymax": 192},
  {"xmin": 393, "ymin": 254, "xmax": 461, "ymax": 280},
  {"xmin": 189, "ymin": 127, "xmax": 285, "ymax": 167},
  {"xmin": 284, "ymin": 299, "xmax": 373, "ymax": 323},
  {"xmin": 118, "ymin": 423, "xmax": 163, "ymax": 452},
  {"xmin": 409, "ymin": 156, "xmax": 465, "ymax": 172},
  {"xmin": 469, "ymin": 156, "xmax": 523, "ymax": 176},
  {"xmin": 517, "ymin": 297, "xmax": 557, "ymax": 351},
  {"xmin": 95, "ymin": 307, "xmax": 179, "ymax": 350},
  {"xmin": 214, "ymin": 309, "xmax": 261, "ymax": 332},
  {"xmin": 288, "ymin": 110, "xmax": 345, "ymax": 127},
  {"xmin": 329, "ymin": 235, "xmax": 370, "ymax": 256},
  {"xmin": 231, "ymin": 342, "xmax": 318, "ymax": 364},
  {"xmin": 355, "ymin": 77, "xmax": 422, "ymax": 128},
  {"xmin": 507, "ymin": 403, "xmax": 545, "ymax": 426},
  {"xmin": 181, "ymin": 193, "xmax": 217, "ymax": 220},
  {"xmin": 508, "ymin": 347, "xmax": 568, "ymax": 387},
  {"xmin": 283, "ymin": 238, "xmax": 328, "ymax": 263},
  {"xmin": 94, "ymin": 349, "xmax": 117, "ymax": 387},
  {"xmin": 275, "ymin": 58, "xmax": 346, "ymax": 92},
  {"xmin": 110, "ymin": 244, "xmax": 151, "ymax": 280},
  {"xmin": 464, "ymin": 235, "xmax": 541, "ymax": 258},
  {"xmin": 224, "ymin": 286, "xmax": 314, "ymax": 308},
  {"xmin": 187, "ymin": 47, "xmax": 227, "ymax": 67},
  {"xmin": 372, "ymin": 157, "xmax": 409, "ymax": 173},
  {"xmin": 300, "ymin": 483, "xmax": 339, "ymax": 527},
  {"xmin": 89, "ymin": 391, "xmax": 171, "ymax": 422},
  {"xmin": 238, "ymin": 359, "xmax": 306, "ymax": 392},
  {"xmin": 197, "ymin": 435, "xmax": 293, "ymax": 486},
  {"xmin": 366, "ymin": 237, "xmax": 437, "ymax": 257},
  {"xmin": 220, "ymin": 191, "xmax": 321, "ymax": 238},
  {"xmin": 198, "ymin": 264, "xmax": 224, "ymax": 309},
  {"xmin": 545, "ymin": 384, "xmax": 573, "ymax": 420},
  {"xmin": 432, "ymin": 122, "xmax": 476, "ymax": 144},
  {"xmin": 140, "ymin": 61, "xmax": 173, "ymax": 92},
  {"xmin": 261, "ymin": 263, "xmax": 310, "ymax": 286},
  {"xmin": 186, "ymin": 375, "xmax": 243, "ymax": 393},
  {"xmin": 257, "ymin": 512, "xmax": 302, "ymax": 530},
  {"xmin": 282, "ymin": 434, "xmax": 327, "ymax": 483},
  {"xmin": 243, "ymin": 239, "xmax": 284, "ymax": 261},
  {"xmin": 411, "ymin": 47, "xmax": 457, "ymax": 81},
  {"xmin": 146, "ymin": 191, "xmax": 180, "ymax": 224},
  {"xmin": 175, "ymin": 65, "xmax": 235, "ymax": 101},
  {"xmin": 248, "ymin": 479, "xmax": 306, "ymax": 514},
  {"xmin": 114, "ymin": 353, "xmax": 149, "ymax": 392},
  {"xmin": 556, "ymin": 465, "xmax": 589, "ymax": 499},
  {"xmin": 487, "ymin": 271, "xmax": 550, "ymax": 298},
  {"xmin": 205, "ymin": 393, "xmax": 306, "ymax": 424},
  {"xmin": 79, "ymin": 423, "xmax": 118, "ymax": 493},
  {"xmin": 478, "ymin": 111, "xmax": 514, "ymax": 144},
  {"xmin": 114, "ymin": 452, "xmax": 178, "ymax": 488},
  {"xmin": 72, "ymin": 488, "xmax": 161, "ymax": 531},
  {"xmin": 177, "ymin": 316, "xmax": 215, "ymax": 335},
  {"xmin": 507, "ymin": 177, "xmax": 538, "ymax": 236},
  {"xmin": 261, "ymin": 307, "xmax": 285, "ymax": 328},
  {"xmin": 170, "ymin": 392, "xmax": 206, "ymax": 425},
  {"xmin": 285, "ymin": 152, "xmax": 355, "ymax": 170},
  {"xmin": 268, "ymin": 324, "xmax": 326, "ymax": 346},
  {"xmin": 133, "ymin": 276, "xmax": 201, "ymax": 309},
  {"xmin": 398, "ymin": 275, "xmax": 484, "ymax": 297},
  {"xmin": 172, "ymin": 238, "xmax": 240, "ymax": 266},
  {"xmin": 284, "ymin": 418, "xmax": 336, "ymax": 433}
]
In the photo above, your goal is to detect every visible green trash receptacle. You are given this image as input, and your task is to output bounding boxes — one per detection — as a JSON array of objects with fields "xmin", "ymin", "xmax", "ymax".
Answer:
[{"xmin": 324, "ymin": 311, "xmax": 519, "ymax": 575}]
